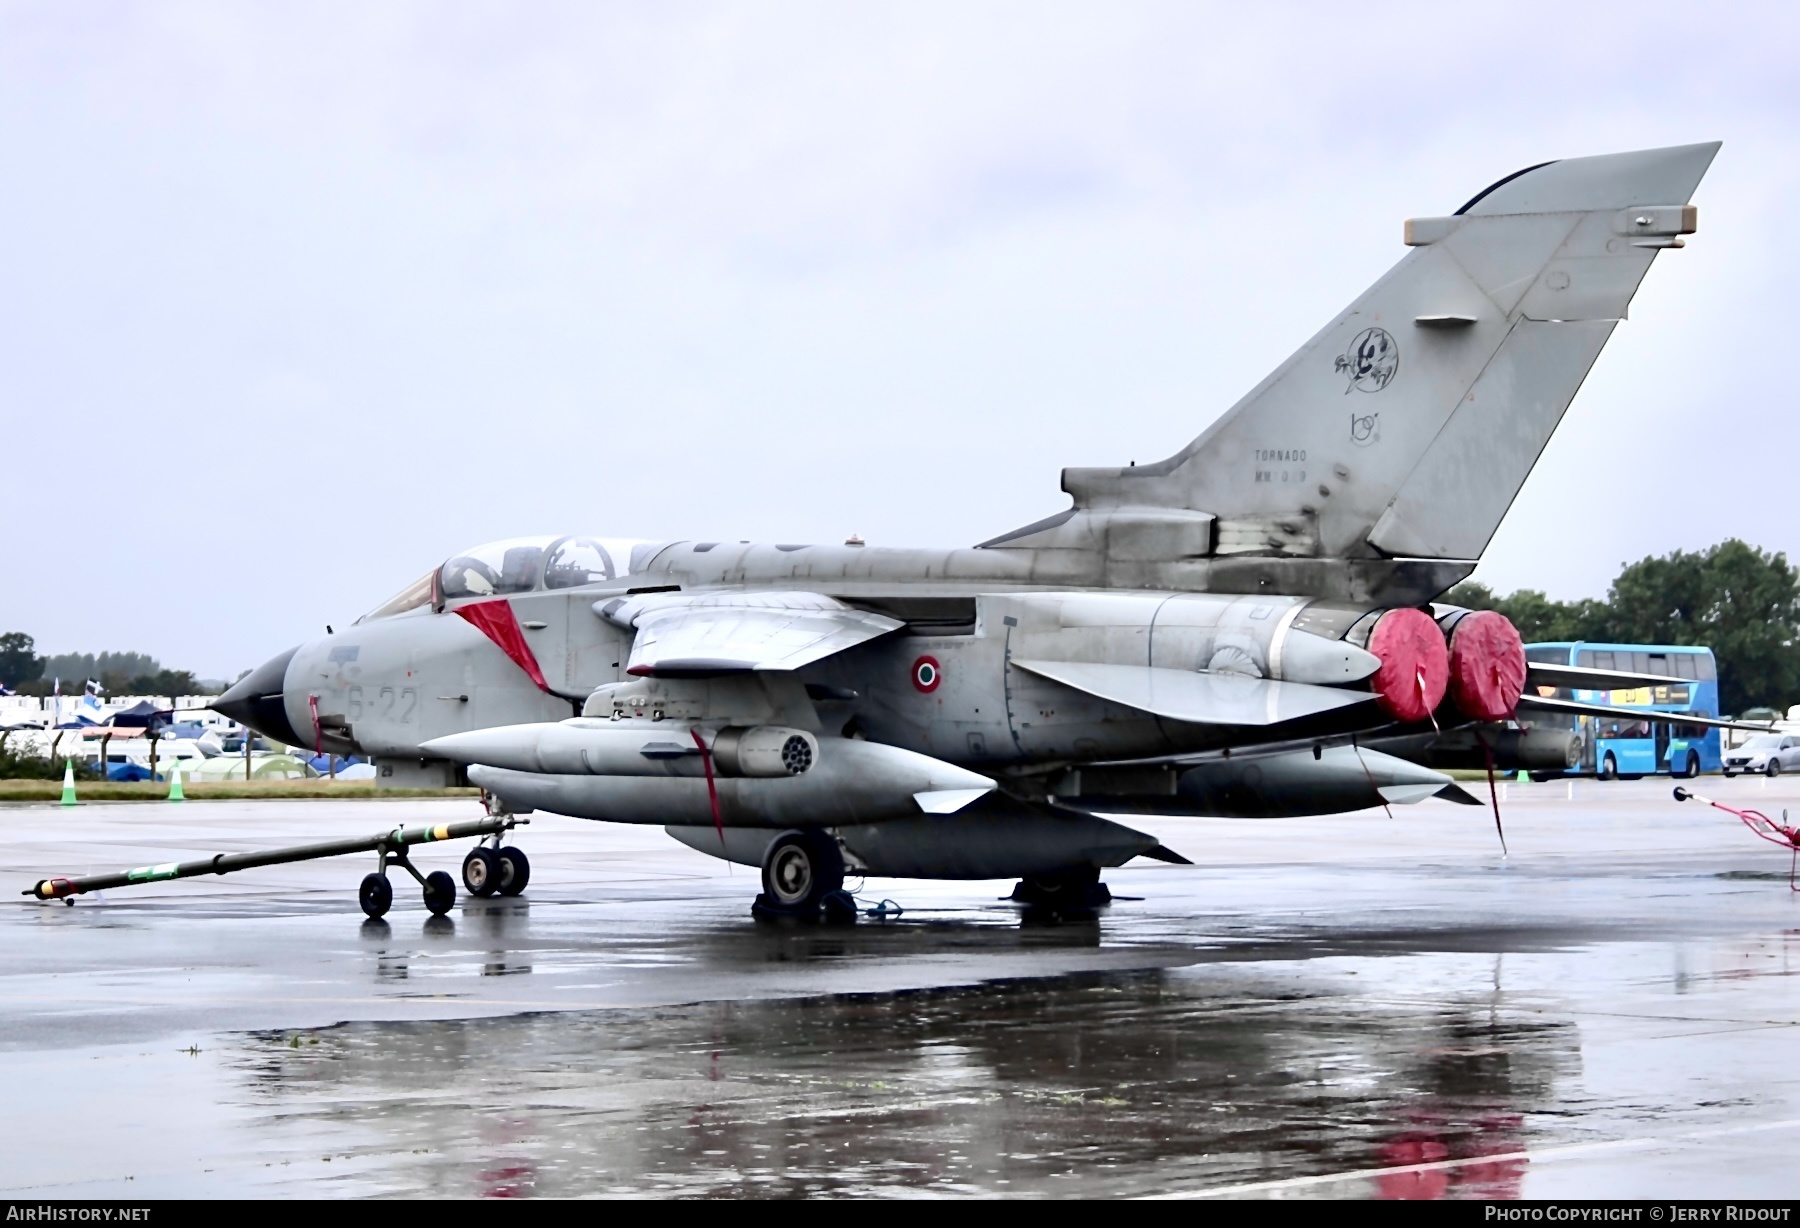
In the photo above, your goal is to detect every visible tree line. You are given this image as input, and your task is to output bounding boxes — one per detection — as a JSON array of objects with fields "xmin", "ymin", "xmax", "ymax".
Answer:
[
  {"xmin": 0, "ymin": 632, "xmax": 204, "ymax": 699},
  {"xmin": 1446, "ymin": 539, "xmax": 1800, "ymax": 717}
]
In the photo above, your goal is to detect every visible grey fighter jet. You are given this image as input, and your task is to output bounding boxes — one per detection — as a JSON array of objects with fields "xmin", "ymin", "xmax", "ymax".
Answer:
[{"xmin": 219, "ymin": 142, "xmax": 1722, "ymax": 918}]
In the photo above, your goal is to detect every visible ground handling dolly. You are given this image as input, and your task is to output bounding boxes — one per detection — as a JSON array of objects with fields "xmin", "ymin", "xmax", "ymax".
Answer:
[{"xmin": 23, "ymin": 815, "xmax": 529, "ymax": 918}]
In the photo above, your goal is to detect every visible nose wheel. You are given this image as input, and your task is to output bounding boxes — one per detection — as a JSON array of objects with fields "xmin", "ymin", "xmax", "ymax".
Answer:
[
  {"xmin": 496, "ymin": 846, "xmax": 530, "ymax": 896},
  {"xmin": 462, "ymin": 842, "xmax": 531, "ymax": 898}
]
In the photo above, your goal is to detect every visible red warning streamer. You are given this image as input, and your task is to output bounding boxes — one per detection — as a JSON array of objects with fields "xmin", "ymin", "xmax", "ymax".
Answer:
[
  {"xmin": 1674, "ymin": 786, "xmax": 1800, "ymax": 891},
  {"xmin": 454, "ymin": 600, "xmax": 552, "ymax": 692},
  {"xmin": 692, "ymin": 728, "xmax": 724, "ymax": 848},
  {"xmin": 1475, "ymin": 728, "xmax": 1508, "ymax": 856}
]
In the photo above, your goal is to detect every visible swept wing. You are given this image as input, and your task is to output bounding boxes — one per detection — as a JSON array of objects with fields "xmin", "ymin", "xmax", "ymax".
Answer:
[
  {"xmin": 1516, "ymin": 695, "xmax": 1772, "ymax": 734},
  {"xmin": 1526, "ymin": 662, "xmax": 1709, "ymax": 694},
  {"xmin": 595, "ymin": 591, "xmax": 903, "ymax": 676}
]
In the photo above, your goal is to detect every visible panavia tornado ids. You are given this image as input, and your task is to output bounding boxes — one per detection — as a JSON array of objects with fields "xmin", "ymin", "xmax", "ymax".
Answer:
[{"xmin": 218, "ymin": 141, "xmax": 1727, "ymax": 919}]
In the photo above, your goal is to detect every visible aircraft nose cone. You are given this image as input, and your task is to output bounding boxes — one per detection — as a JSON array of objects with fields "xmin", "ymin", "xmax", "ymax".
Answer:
[{"xmin": 213, "ymin": 646, "xmax": 304, "ymax": 748}]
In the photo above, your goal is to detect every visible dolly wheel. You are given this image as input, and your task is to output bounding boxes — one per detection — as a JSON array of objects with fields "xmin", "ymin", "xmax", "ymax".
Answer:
[
  {"xmin": 359, "ymin": 873, "xmax": 394, "ymax": 919},
  {"xmin": 422, "ymin": 870, "xmax": 457, "ymax": 916},
  {"xmin": 462, "ymin": 847, "xmax": 502, "ymax": 898},
  {"xmin": 496, "ymin": 847, "xmax": 531, "ymax": 897}
]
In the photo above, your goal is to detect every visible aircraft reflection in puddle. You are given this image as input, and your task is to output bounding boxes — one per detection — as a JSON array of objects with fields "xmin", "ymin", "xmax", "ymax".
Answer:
[{"xmin": 229, "ymin": 962, "xmax": 1573, "ymax": 1198}]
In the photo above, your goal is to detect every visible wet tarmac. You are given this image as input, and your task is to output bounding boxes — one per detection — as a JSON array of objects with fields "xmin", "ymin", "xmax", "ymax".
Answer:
[{"xmin": 3, "ymin": 776, "xmax": 1800, "ymax": 1198}]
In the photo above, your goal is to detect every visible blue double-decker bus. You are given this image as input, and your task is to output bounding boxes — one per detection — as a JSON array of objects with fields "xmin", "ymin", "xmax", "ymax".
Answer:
[{"xmin": 1523, "ymin": 642, "xmax": 1721, "ymax": 779}]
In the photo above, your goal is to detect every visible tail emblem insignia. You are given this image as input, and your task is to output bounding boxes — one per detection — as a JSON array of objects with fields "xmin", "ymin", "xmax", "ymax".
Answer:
[{"xmin": 1335, "ymin": 326, "xmax": 1398, "ymax": 394}]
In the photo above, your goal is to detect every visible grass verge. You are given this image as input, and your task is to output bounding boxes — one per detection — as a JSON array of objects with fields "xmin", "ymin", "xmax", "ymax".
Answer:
[{"xmin": 0, "ymin": 779, "xmax": 481, "ymax": 802}]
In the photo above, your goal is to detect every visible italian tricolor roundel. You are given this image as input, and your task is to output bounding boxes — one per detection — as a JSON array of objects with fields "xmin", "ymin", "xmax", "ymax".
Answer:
[{"xmin": 912, "ymin": 655, "xmax": 942, "ymax": 693}]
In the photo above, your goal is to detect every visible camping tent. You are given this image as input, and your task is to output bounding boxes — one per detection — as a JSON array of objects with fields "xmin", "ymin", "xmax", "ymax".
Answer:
[
  {"xmin": 109, "ymin": 700, "xmax": 172, "ymax": 731},
  {"xmin": 182, "ymin": 753, "xmax": 318, "ymax": 782}
]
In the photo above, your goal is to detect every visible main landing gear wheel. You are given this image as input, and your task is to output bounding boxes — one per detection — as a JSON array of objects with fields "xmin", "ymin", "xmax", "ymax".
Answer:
[
  {"xmin": 359, "ymin": 873, "xmax": 394, "ymax": 919},
  {"xmin": 462, "ymin": 846, "xmax": 502, "ymax": 897},
  {"xmin": 496, "ymin": 846, "xmax": 530, "ymax": 897},
  {"xmin": 1011, "ymin": 865, "xmax": 1112, "ymax": 909},
  {"xmin": 754, "ymin": 830, "xmax": 845, "ymax": 919},
  {"xmin": 422, "ymin": 870, "xmax": 457, "ymax": 916}
]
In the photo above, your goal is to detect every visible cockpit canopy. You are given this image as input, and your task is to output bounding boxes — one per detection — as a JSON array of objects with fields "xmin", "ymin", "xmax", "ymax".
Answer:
[
  {"xmin": 361, "ymin": 535, "xmax": 622, "ymax": 622},
  {"xmin": 441, "ymin": 535, "xmax": 616, "ymax": 599}
]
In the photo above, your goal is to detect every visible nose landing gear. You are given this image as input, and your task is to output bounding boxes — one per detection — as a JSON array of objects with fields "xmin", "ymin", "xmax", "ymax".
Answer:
[{"xmin": 462, "ymin": 841, "xmax": 531, "ymax": 898}]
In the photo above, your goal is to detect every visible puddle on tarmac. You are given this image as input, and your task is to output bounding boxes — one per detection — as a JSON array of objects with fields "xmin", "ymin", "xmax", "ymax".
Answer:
[{"xmin": 226, "ymin": 962, "xmax": 1574, "ymax": 1198}]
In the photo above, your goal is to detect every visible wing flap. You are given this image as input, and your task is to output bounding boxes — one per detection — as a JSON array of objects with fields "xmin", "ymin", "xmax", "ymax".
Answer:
[{"xmin": 1010, "ymin": 659, "xmax": 1375, "ymax": 727}]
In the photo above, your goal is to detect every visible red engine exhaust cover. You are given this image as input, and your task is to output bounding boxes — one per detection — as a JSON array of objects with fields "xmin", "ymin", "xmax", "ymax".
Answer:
[
  {"xmin": 1447, "ymin": 610, "xmax": 1527, "ymax": 723},
  {"xmin": 1367, "ymin": 608, "xmax": 1450, "ymax": 723}
]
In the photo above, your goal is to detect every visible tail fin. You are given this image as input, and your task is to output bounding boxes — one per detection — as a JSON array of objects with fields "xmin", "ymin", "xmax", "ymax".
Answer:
[{"xmin": 1061, "ymin": 142, "xmax": 1719, "ymax": 563}]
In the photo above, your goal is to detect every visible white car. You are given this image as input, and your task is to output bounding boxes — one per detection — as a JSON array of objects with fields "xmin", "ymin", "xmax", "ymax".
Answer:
[{"xmin": 1722, "ymin": 734, "xmax": 1800, "ymax": 778}]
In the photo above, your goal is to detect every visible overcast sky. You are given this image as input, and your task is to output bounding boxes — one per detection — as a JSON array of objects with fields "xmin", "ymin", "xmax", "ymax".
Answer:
[{"xmin": 2, "ymin": 3, "xmax": 1796, "ymax": 679}]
